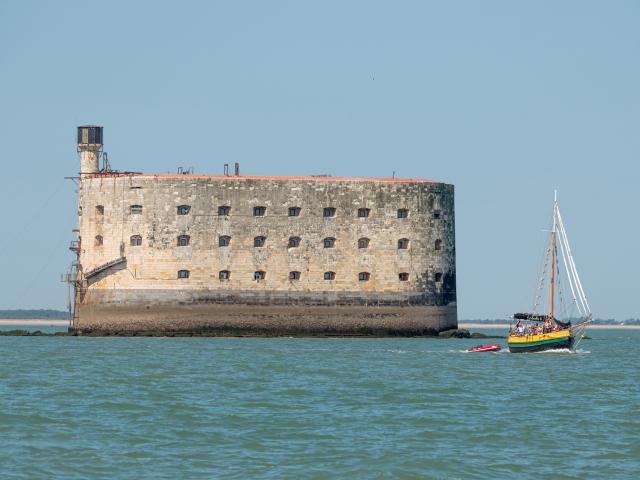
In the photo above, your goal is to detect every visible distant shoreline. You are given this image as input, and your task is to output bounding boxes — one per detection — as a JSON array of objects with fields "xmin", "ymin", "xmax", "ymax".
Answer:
[
  {"xmin": 0, "ymin": 319, "xmax": 69, "ymax": 326},
  {"xmin": 0, "ymin": 319, "xmax": 638, "ymax": 330},
  {"xmin": 459, "ymin": 323, "xmax": 640, "ymax": 330}
]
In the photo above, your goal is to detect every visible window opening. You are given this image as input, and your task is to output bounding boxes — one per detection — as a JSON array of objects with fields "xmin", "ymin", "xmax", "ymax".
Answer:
[
  {"xmin": 359, "ymin": 272, "xmax": 370, "ymax": 281},
  {"xmin": 254, "ymin": 271, "xmax": 266, "ymax": 280},
  {"xmin": 435, "ymin": 239, "xmax": 442, "ymax": 251},
  {"xmin": 94, "ymin": 235, "xmax": 103, "ymax": 247},
  {"xmin": 324, "ymin": 271, "xmax": 336, "ymax": 280},
  {"xmin": 254, "ymin": 236, "xmax": 266, "ymax": 247},
  {"xmin": 399, "ymin": 272, "xmax": 409, "ymax": 281},
  {"xmin": 177, "ymin": 235, "xmax": 190, "ymax": 247},
  {"xmin": 253, "ymin": 206, "xmax": 266, "ymax": 217},
  {"xmin": 96, "ymin": 205, "xmax": 104, "ymax": 215},
  {"xmin": 177, "ymin": 205, "xmax": 191, "ymax": 215},
  {"xmin": 178, "ymin": 270, "xmax": 190, "ymax": 279},
  {"xmin": 358, "ymin": 238, "xmax": 370, "ymax": 249},
  {"xmin": 358, "ymin": 208, "xmax": 370, "ymax": 218},
  {"xmin": 323, "ymin": 207, "xmax": 336, "ymax": 218},
  {"xmin": 288, "ymin": 236, "xmax": 300, "ymax": 248},
  {"xmin": 130, "ymin": 235, "xmax": 142, "ymax": 246},
  {"xmin": 130, "ymin": 205, "xmax": 143, "ymax": 214},
  {"xmin": 397, "ymin": 208, "xmax": 408, "ymax": 219},
  {"xmin": 218, "ymin": 206, "xmax": 231, "ymax": 216},
  {"xmin": 219, "ymin": 270, "xmax": 230, "ymax": 280},
  {"xmin": 219, "ymin": 236, "xmax": 231, "ymax": 247},
  {"xmin": 398, "ymin": 238, "xmax": 410, "ymax": 250},
  {"xmin": 435, "ymin": 272, "xmax": 443, "ymax": 282},
  {"xmin": 323, "ymin": 237, "xmax": 335, "ymax": 248},
  {"xmin": 433, "ymin": 210, "xmax": 441, "ymax": 219},
  {"xmin": 289, "ymin": 271, "xmax": 301, "ymax": 280},
  {"xmin": 288, "ymin": 207, "xmax": 301, "ymax": 217}
]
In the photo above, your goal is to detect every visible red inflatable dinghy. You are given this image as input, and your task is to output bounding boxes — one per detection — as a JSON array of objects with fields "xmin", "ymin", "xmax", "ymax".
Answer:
[{"xmin": 465, "ymin": 343, "xmax": 502, "ymax": 353}]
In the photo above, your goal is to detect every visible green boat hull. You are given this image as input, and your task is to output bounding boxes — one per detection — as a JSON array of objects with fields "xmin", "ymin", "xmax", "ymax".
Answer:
[{"xmin": 508, "ymin": 336, "xmax": 573, "ymax": 353}]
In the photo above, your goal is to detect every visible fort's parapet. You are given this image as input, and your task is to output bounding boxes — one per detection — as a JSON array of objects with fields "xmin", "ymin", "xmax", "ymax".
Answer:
[{"xmin": 70, "ymin": 127, "xmax": 457, "ymax": 335}]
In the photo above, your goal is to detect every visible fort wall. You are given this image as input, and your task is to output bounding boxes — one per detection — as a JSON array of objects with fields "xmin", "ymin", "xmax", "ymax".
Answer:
[{"xmin": 74, "ymin": 174, "xmax": 457, "ymax": 335}]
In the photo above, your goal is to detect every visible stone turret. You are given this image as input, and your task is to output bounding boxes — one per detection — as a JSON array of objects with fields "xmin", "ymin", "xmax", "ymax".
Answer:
[{"xmin": 77, "ymin": 125, "xmax": 103, "ymax": 175}]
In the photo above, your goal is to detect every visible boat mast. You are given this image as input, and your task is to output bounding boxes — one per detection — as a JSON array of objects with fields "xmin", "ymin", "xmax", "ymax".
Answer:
[{"xmin": 549, "ymin": 191, "xmax": 557, "ymax": 320}]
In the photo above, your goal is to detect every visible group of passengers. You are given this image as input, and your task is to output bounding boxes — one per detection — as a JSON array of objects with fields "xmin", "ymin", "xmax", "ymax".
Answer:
[{"xmin": 510, "ymin": 319, "xmax": 562, "ymax": 336}]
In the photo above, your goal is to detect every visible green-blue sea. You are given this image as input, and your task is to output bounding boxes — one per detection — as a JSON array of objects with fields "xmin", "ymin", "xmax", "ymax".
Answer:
[{"xmin": 1, "ymin": 328, "xmax": 638, "ymax": 479}]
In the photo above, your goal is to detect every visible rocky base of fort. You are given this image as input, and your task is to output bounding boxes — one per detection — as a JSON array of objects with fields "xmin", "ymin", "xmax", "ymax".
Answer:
[{"xmin": 73, "ymin": 303, "xmax": 458, "ymax": 336}]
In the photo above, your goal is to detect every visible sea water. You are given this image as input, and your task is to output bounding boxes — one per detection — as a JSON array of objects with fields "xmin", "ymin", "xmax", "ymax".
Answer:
[{"xmin": 0, "ymin": 329, "xmax": 638, "ymax": 479}]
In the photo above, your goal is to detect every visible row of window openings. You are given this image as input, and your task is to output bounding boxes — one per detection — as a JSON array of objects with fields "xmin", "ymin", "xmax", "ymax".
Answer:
[
  {"xmin": 101, "ymin": 235, "xmax": 442, "ymax": 250},
  {"xmin": 106, "ymin": 205, "xmax": 441, "ymax": 219},
  {"xmin": 176, "ymin": 270, "xmax": 443, "ymax": 282}
]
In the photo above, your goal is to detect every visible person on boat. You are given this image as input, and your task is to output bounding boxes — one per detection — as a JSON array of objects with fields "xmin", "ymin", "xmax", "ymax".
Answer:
[{"xmin": 515, "ymin": 321, "xmax": 525, "ymax": 336}]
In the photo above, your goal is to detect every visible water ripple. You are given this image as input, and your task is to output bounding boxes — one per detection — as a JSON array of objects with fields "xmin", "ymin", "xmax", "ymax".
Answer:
[{"xmin": 0, "ymin": 331, "xmax": 638, "ymax": 479}]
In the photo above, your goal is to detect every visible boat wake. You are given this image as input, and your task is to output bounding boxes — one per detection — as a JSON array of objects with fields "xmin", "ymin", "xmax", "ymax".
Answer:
[{"xmin": 533, "ymin": 348, "xmax": 590, "ymax": 355}]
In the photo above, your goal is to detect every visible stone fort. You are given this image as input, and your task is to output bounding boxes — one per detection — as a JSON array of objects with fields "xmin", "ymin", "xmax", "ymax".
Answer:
[{"xmin": 70, "ymin": 125, "xmax": 457, "ymax": 335}]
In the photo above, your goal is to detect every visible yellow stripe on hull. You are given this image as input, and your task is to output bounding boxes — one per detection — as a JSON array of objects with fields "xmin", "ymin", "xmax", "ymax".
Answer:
[{"xmin": 508, "ymin": 328, "xmax": 571, "ymax": 345}]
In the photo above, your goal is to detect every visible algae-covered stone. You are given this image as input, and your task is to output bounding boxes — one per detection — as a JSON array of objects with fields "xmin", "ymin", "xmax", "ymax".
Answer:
[{"xmin": 439, "ymin": 328, "xmax": 470, "ymax": 338}]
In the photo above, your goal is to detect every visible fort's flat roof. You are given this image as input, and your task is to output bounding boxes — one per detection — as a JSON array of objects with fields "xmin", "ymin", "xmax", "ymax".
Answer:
[{"xmin": 135, "ymin": 174, "xmax": 436, "ymax": 183}]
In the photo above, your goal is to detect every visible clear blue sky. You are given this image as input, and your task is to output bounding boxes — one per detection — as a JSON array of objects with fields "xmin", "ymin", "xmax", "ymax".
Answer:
[{"xmin": 0, "ymin": 1, "xmax": 638, "ymax": 319}]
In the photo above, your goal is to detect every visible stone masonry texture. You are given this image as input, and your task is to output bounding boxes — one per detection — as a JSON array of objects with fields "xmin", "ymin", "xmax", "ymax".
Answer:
[{"xmin": 75, "ymin": 174, "xmax": 457, "ymax": 335}]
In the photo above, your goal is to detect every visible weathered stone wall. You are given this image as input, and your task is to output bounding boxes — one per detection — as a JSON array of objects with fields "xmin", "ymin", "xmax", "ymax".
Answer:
[{"xmin": 75, "ymin": 174, "xmax": 456, "ymax": 334}]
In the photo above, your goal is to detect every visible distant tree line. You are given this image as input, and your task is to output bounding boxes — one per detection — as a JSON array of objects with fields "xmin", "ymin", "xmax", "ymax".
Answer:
[
  {"xmin": 462, "ymin": 318, "xmax": 640, "ymax": 325},
  {"xmin": 0, "ymin": 309, "xmax": 68, "ymax": 319}
]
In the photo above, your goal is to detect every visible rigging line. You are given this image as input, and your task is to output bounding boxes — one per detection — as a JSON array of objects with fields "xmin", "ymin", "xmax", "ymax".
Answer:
[
  {"xmin": 534, "ymin": 208, "xmax": 555, "ymax": 311},
  {"xmin": 556, "ymin": 209, "xmax": 580, "ymax": 309},
  {"xmin": 556, "ymin": 208, "xmax": 581, "ymax": 313},
  {"xmin": 0, "ymin": 181, "xmax": 66, "ymax": 258},
  {"xmin": 12, "ymin": 215, "xmax": 75, "ymax": 309},
  {"xmin": 557, "ymin": 209, "xmax": 590, "ymax": 314},
  {"xmin": 533, "ymin": 229, "xmax": 552, "ymax": 311},
  {"xmin": 560, "ymin": 208, "xmax": 586, "ymax": 306},
  {"xmin": 557, "ymin": 217, "xmax": 583, "ymax": 316},
  {"xmin": 533, "ymin": 234, "xmax": 550, "ymax": 310}
]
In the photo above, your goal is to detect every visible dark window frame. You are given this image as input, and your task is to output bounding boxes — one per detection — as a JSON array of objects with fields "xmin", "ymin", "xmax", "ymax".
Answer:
[
  {"xmin": 177, "ymin": 235, "xmax": 190, "ymax": 247},
  {"xmin": 399, "ymin": 272, "xmax": 409, "ymax": 281},
  {"xmin": 178, "ymin": 270, "xmax": 190, "ymax": 279},
  {"xmin": 177, "ymin": 205, "xmax": 191, "ymax": 215},
  {"xmin": 435, "ymin": 239, "xmax": 442, "ymax": 251},
  {"xmin": 94, "ymin": 235, "xmax": 103, "ymax": 247},
  {"xmin": 357, "ymin": 208, "xmax": 370, "ymax": 218},
  {"xmin": 398, "ymin": 238, "xmax": 410, "ymax": 250},
  {"xmin": 253, "ymin": 206, "xmax": 267, "ymax": 217},
  {"xmin": 96, "ymin": 205, "xmax": 104, "ymax": 215},
  {"xmin": 130, "ymin": 205, "xmax": 143, "ymax": 214},
  {"xmin": 130, "ymin": 235, "xmax": 142, "ymax": 246},
  {"xmin": 288, "ymin": 207, "xmax": 301, "ymax": 217},
  {"xmin": 433, "ymin": 210, "xmax": 441, "ymax": 220},
  {"xmin": 288, "ymin": 236, "xmax": 301, "ymax": 248},
  {"xmin": 218, "ymin": 206, "xmax": 231, "ymax": 216},
  {"xmin": 254, "ymin": 270, "xmax": 266, "ymax": 281},
  {"xmin": 323, "ymin": 207, "xmax": 336, "ymax": 218},
  {"xmin": 358, "ymin": 272, "xmax": 370, "ymax": 281},
  {"xmin": 219, "ymin": 235, "xmax": 231, "ymax": 247},
  {"xmin": 323, "ymin": 237, "xmax": 336, "ymax": 248},
  {"xmin": 219, "ymin": 270, "xmax": 230, "ymax": 280},
  {"xmin": 289, "ymin": 271, "xmax": 301, "ymax": 280},
  {"xmin": 254, "ymin": 236, "xmax": 266, "ymax": 248},
  {"xmin": 358, "ymin": 238, "xmax": 370, "ymax": 249},
  {"xmin": 435, "ymin": 272, "xmax": 443, "ymax": 282},
  {"xmin": 324, "ymin": 271, "xmax": 336, "ymax": 281},
  {"xmin": 397, "ymin": 208, "xmax": 409, "ymax": 219}
]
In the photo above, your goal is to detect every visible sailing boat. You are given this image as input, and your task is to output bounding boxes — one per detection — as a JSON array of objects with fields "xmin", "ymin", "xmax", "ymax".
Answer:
[{"xmin": 508, "ymin": 192, "xmax": 592, "ymax": 353}]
